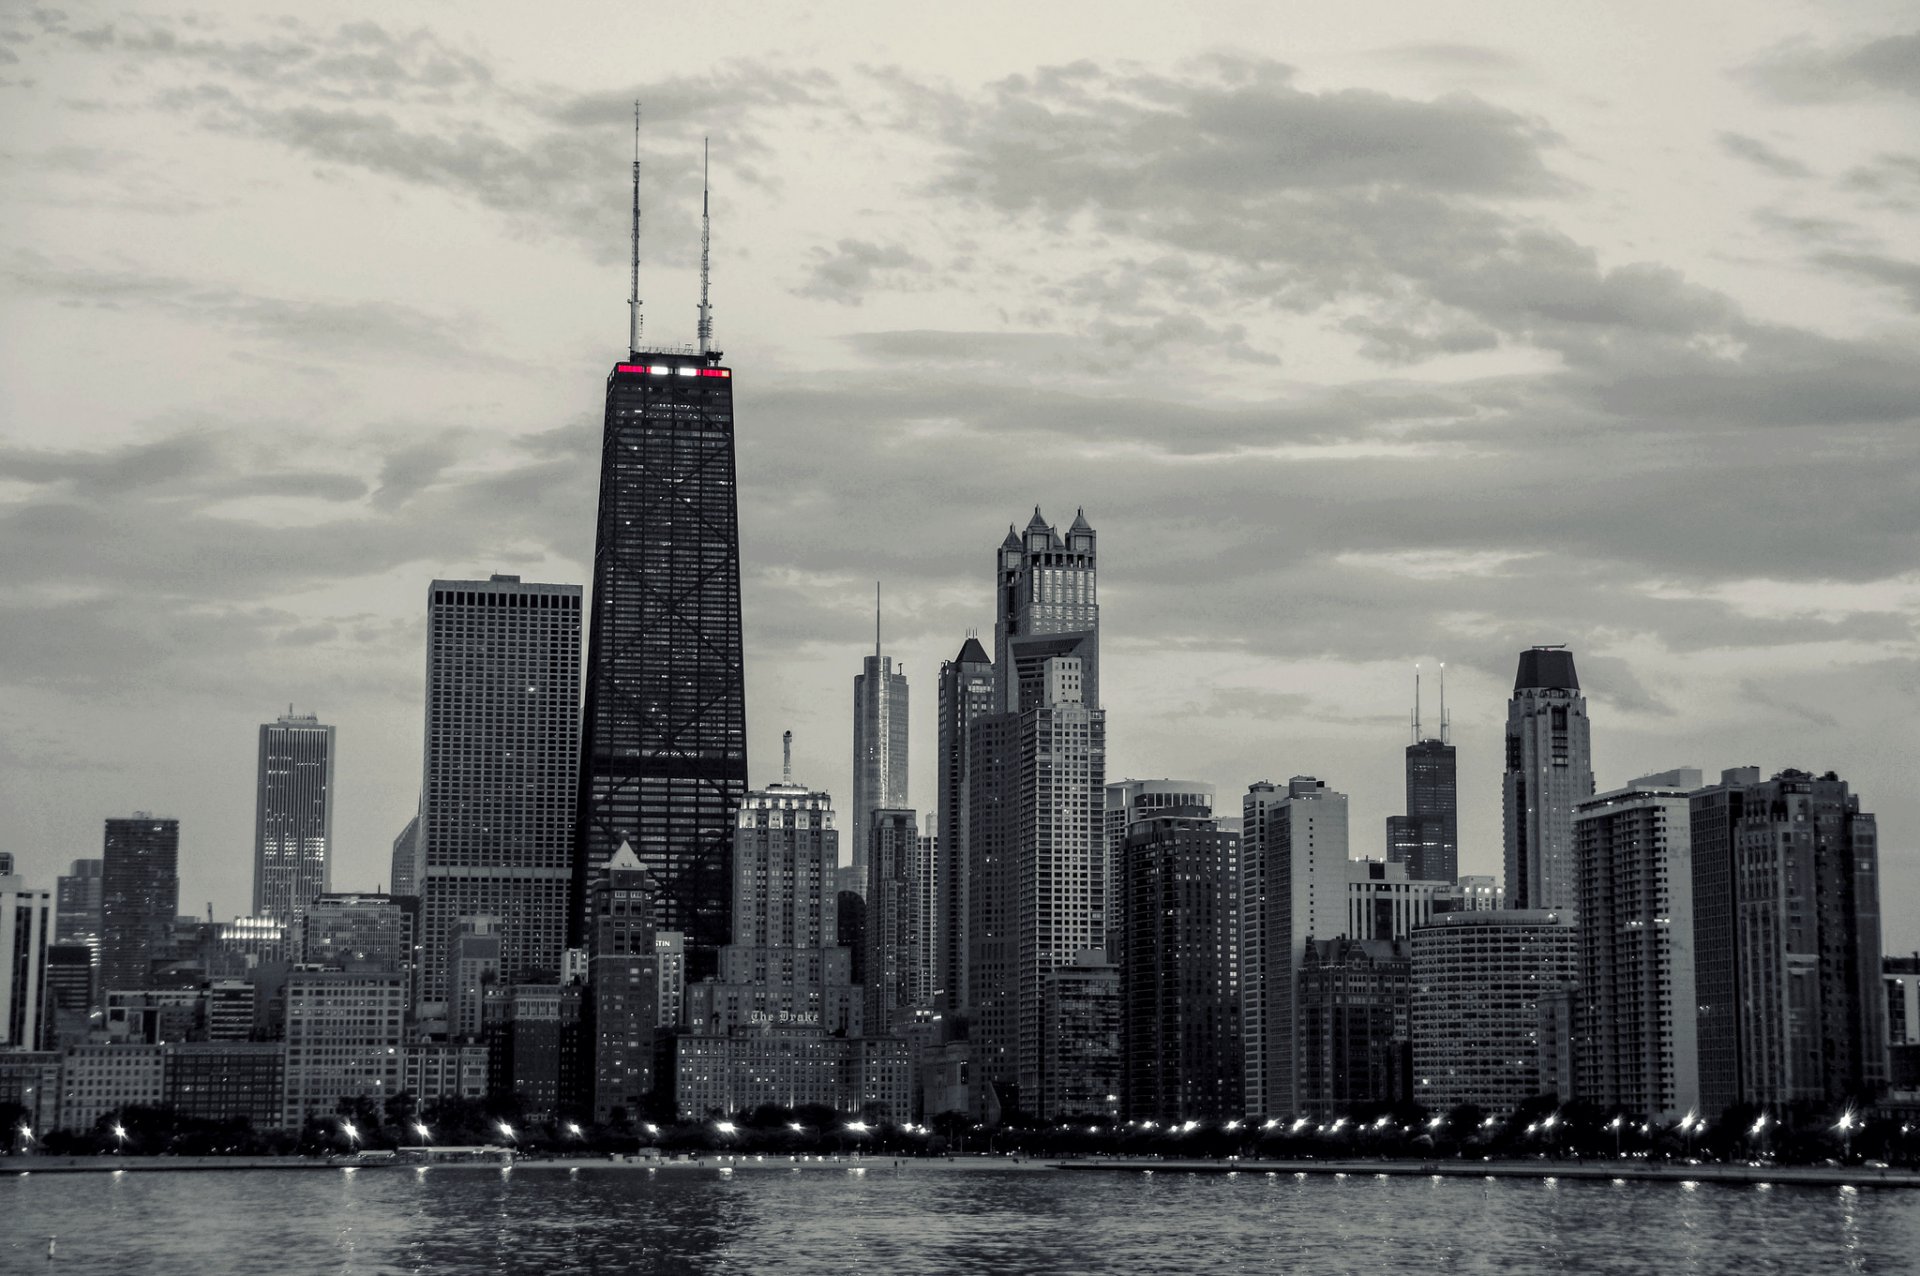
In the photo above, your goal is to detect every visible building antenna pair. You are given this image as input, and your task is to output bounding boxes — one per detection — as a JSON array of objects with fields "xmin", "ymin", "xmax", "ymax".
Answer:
[
  {"xmin": 1413, "ymin": 663, "xmax": 1449, "ymax": 745},
  {"xmin": 627, "ymin": 103, "xmax": 714, "ymax": 357}
]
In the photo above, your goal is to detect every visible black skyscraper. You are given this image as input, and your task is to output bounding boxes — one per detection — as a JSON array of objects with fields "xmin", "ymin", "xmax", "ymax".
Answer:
[{"xmin": 1386, "ymin": 668, "xmax": 1457, "ymax": 883}]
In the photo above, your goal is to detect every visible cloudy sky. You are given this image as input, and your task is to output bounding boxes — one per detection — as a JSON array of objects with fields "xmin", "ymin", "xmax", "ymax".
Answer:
[{"xmin": 3, "ymin": 2, "xmax": 1917, "ymax": 947}]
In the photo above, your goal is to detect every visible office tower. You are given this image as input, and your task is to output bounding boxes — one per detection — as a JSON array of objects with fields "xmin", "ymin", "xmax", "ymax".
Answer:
[
  {"xmin": 935, "ymin": 635, "xmax": 994, "ymax": 1010},
  {"xmin": 447, "ymin": 917, "xmax": 503, "ymax": 1038},
  {"xmin": 1296, "ymin": 937, "xmax": 1411, "ymax": 1115},
  {"xmin": 390, "ymin": 813, "xmax": 420, "ymax": 897},
  {"xmin": 1502, "ymin": 647, "xmax": 1594, "ymax": 911},
  {"xmin": 252, "ymin": 709, "xmax": 336, "ymax": 929},
  {"xmin": 281, "ymin": 970, "xmax": 407, "ymax": 1129},
  {"xmin": 1410, "ymin": 909, "xmax": 1578, "ymax": 1111},
  {"xmin": 1690, "ymin": 766, "xmax": 1760, "ymax": 1114},
  {"xmin": 43, "ymin": 945, "xmax": 93, "ymax": 1047},
  {"xmin": 99, "ymin": 816, "xmax": 179, "ymax": 996},
  {"xmin": 1106, "ymin": 779, "xmax": 1215, "ymax": 950},
  {"xmin": 965, "ymin": 507, "xmax": 1106, "ymax": 1117},
  {"xmin": 2, "ymin": 874, "xmax": 53, "ymax": 1049},
  {"xmin": 419, "ymin": 575, "xmax": 581, "ymax": 1006},
  {"xmin": 1731, "ymin": 769, "xmax": 1886, "ymax": 1104},
  {"xmin": 1117, "ymin": 808, "xmax": 1240, "ymax": 1122},
  {"xmin": 1042, "ymin": 952, "xmax": 1120, "ymax": 1119},
  {"xmin": 572, "ymin": 342, "xmax": 746, "ymax": 979},
  {"xmin": 1345, "ymin": 859, "xmax": 1445, "ymax": 941},
  {"xmin": 851, "ymin": 591, "xmax": 909, "ymax": 900},
  {"xmin": 302, "ymin": 893, "xmax": 407, "ymax": 974},
  {"xmin": 1243, "ymin": 777, "xmax": 1349, "ymax": 1117},
  {"xmin": 586, "ymin": 841, "xmax": 658, "ymax": 1123},
  {"xmin": 1386, "ymin": 667, "xmax": 1457, "ymax": 883},
  {"xmin": 865, "ymin": 809, "xmax": 920, "ymax": 1038},
  {"xmin": 672, "ymin": 780, "xmax": 910, "ymax": 1117},
  {"xmin": 656, "ymin": 932, "xmax": 685, "ymax": 1028},
  {"xmin": 56, "ymin": 859, "xmax": 104, "ymax": 955},
  {"xmin": 1573, "ymin": 774, "xmax": 1701, "ymax": 1119}
]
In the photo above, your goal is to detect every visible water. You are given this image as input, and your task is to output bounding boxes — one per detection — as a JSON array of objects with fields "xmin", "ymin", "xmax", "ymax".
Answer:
[{"xmin": 6, "ymin": 1165, "xmax": 1918, "ymax": 1274}]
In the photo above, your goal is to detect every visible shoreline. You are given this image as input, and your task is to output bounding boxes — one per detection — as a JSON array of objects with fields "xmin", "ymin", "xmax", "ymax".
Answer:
[{"xmin": 10, "ymin": 1153, "xmax": 1918, "ymax": 1188}]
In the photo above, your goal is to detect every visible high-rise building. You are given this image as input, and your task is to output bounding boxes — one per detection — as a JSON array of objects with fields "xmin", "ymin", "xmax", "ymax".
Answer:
[
  {"xmin": 1297, "ymin": 937, "xmax": 1410, "ymax": 1115},
  {"xmin": 572, "ymin": 347, "xmax": 746, "ymax": 979},
  {"xmin": 55, "ymin": 859, "xmax": 103, "ymax": 956},
  {"xmin": 1573, "ymin": 774, "xmax": 1701, "ymax": 1119},
  {"xmin": 1502, "ymin": 647, "xmax": 1594, "ymax": 911},
  {"xmin": 1386, "ymin": 667, "xmax": 1457, "ymax": 883},
  {"xmin": 1246, "ymin": 777, "xmax": 1349, "ymax": 1117},
  {"xmin": 586, "ymin": 841, "xmax": 658, "ymax": 1123},
  {"xmin": 42, "ymin": 945, "xmax": 93, "ymax": 1048},
  {"xmin": 1410, "ymin": 909, "xmax": 1578, "ymax": 1112},
  {"xmin": 1689, "ymin": 766, "xmax": 1760, "ymax": 1115},
  {"xmin": 851, "ymin": 594, "xmax": 909, "ymax": 900},
  {"xmin": 1106, "ymin": 779, "xmax": 1214, "ymax": 950},
  {"xmin": 965, "ymin": 508, "xmax": 1106, "ymax": 1119},
  {"xmin": 447, "ymin": 917, "xmax": 503, "ymax": 1039},
  {"xmin": 390, "ymin": 813, "xmax": 420, "ymax": 898},
  {"xmin": 864, "ymin": 809, "xmax": 921, "ymax": 1038},
  {"xmin": 1042, "ymin": 952, "xmax": 1121, "ymax": 1120},
  {"xmin": 419, "ymin": 576, "xmax": 581, "ymax": 1005},
  {"xmin": 302, "ymin": 893, "xmax": 408, "ymax": 974},
  {"xmin": 656, "ymin": 931, "xmax": 686, "ymax": 1028},
  {"xmin": 1117, "ymin": 808, "xmax": 1241, "ymax": 1122},
  {"xmin": 1730, "ymin": 769, "xmax": 1886, "ymax": 1105},
  {"xmin": 282, "ymin": 970, "xmax": 407, "ymax": 1128},
  {"xmin": 2, "ymin": 874, "xmax": 53, "ymax": 1049},
  {"xmin": 912, "ymin": 825, "xmax": 938, "ymax": 1009},
  {"xmin": 99, "ymin": 816, "xmax": 179, "ymax": 996},
  {"xmin": 252, "ymin": 710, "xmax": 336, "ymax": 929},
  {"xmin": 934, "ymin": 635, "xmax": 994, "ymax": 1011}
]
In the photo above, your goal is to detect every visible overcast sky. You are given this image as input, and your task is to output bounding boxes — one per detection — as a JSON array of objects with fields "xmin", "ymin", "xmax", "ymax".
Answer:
[{"xmin": 3, "ymin": 1, "xmax": 1917, "ymax": 948}]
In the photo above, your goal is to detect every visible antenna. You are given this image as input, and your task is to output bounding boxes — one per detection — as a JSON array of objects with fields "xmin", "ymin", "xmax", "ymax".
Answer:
[
  {"xmin": 628, "ymin": 101, "xmax": 644, "ymax": 356},
  {"xmin": 697, "ymin": 136, "xmax": 713, "ymax": 354},
  {"xmin": 1413, "ymin": 665, "xmax": 1422, "ymax": 745},
  {"xmin": 875, "ymin": 582, "xmax": 882, "ymax": 661},
  {"xmin": 1439, "ymin": 662, "xmax": 1450, "ymax": 744},
  {"xmin": 782, "ymin": 730, "xmax": 793, "ymax": 785}
]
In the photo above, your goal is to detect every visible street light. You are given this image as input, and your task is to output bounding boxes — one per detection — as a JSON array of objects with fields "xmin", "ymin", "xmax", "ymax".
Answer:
[
  {"xmin": 1607, "ymin": 1116, "xmax": 1624, "ymax": 1159},
  {"xmin": 413, "ymin": 1122, "xmax": 432, "ymax": 1144},
  {"xmin": 111, "ymin": 1123, "xmax": 128, "ymax": 1154},
  {"xmin": 497, "ymin": 1121, "xmax": 516, "ymax": 1145},
  {"xmin": 1836, "ymin": 1110, "xmax": 1859, "ymax": 1163},
  {"xmin": 341, "ymin": 1120, "xmax": 361, "ymax": 1148},
  {"xmin": 565, "ymin": 1121, "xmax": 584, "ymax": 1140}
]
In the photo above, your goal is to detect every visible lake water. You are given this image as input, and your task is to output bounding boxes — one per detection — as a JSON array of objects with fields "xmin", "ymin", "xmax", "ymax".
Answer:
[{"xmin": 6, "ymin": 1164, "xmax": 1918, "ymax": 1274}]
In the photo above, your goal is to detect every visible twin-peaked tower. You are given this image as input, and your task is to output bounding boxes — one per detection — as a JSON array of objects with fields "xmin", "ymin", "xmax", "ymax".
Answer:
[{"xmin": 571, "ymin": 116, "xmax": 747, "ymax": 981}]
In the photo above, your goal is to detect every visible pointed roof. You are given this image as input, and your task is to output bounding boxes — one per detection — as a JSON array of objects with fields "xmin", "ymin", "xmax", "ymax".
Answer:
[
  {"xmin": 607, "ymin": 839, "xmax": 644, "ymax": 872},
  {"xmin": 1000, "ymin": 524, "xmax": 1021, "ymax": 551},
  {"xmin": 955, "ymin": 635, "xmax": 990, "ymax": 666},
  {"xmin": 1068, "ymin": 506, "xmax": 1093, "ymax": 533},
  {"xmin": 1025, "ymin": 505, "xmax": 1051, "ymax": 533}
]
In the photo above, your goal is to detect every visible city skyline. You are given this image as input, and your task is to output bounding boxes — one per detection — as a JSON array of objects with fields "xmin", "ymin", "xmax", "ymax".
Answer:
[{"xmin": 2, "ymin": 2, "xmax": 1918, "ymax": 956}]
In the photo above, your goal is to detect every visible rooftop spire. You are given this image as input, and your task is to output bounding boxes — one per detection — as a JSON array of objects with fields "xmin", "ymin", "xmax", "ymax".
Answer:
[
  {"xmin": 782, "ymin": 729, "xmax": 793, "ymax": 785},
  {"xmin": 628, "ymin": 101, "xmax": 644, "ymax": 357},
  {"xmin": 1413, "ymin": 664, "xmax": 1422, "ymax": 745},
  {"xmin": 1439, "ymin": 662, "xmax": 1449, "ymax": 744},
  {"xmin": 874, "ymin": 581, "xmax": 882, "ymax": 661},
  {"xmin": 697, "ymin": 136, "xmax": 713, "ymax": 354}
]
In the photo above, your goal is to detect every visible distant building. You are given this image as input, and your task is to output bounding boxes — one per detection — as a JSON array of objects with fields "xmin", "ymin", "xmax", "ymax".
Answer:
[
  {"xmin": 1502, "ymin": 648, "xmax": 1594, "ymax": 911},
  {"xmin": 1118, "ymin": 809, "xmax": 1240, "ymax": 1122},
  {"xmin": 252, "ymin": 710, "xmax": 336, "ymax": 930},
  {"xmin": 1346, "ymin": 859, "xmax": 1446, "ymax": 942},
  {"xmin": 419, "ymin": 576, "xmax": 581, "ymax": 1004},
  {"xmin": 55, "ymin": 858, "xmax": 104, "ymax": 958},
  {"xmin": 447, "ymin": 917, "xmax": 503, "ymax": 1039},
  {"xmin": 281, "ymin": 970, "xmax": 406, "ymax": 1129},
  {"xmin": 166, "ymin": 1042, "xmax": 284, "ymax": 1129},
  {"xmin": 864, "ymin": 809, "xmax": 921, "ymax": 1038},
  {"xmin": 2, "ymin": 874, "xmax": 53, "ymax": 1049},
  {"xmin": 586, "ymin": 842, "xmax": 658, "ymax": 1124},
  {"xmin": 42, "ymin": 945, "xmax": 94, "ymax": 1049},
  {"xmin": 1689, "ymin": 766, "xmax": 1761, "ymax": 1114},
  {"xmin": 100, "ymin": 816, "xmax": 180, "ymax": 996},
  {"xmin": 0, "ymin": 1052, "xmax": 60, "ymax": 1132},
  {"xmin": 1297, "ymin": 937, "xmax": 1410, "ymax": 1115},
  {"xmin": 389, "ymin": 813, "xmax": 420, "ymax": 898},
  {"xmin": 851, "ymin": 598, "xmax": 909, "ymax": 901},
  {"xmin": 404, "ymin": 1040, "xmax": 490, "ymax": 1106},
  {"xmin": 1042, "ymin": 953, "xmax": 1120, "ymax": 1120},
  {"xmin": 59, "ymin": 1043, "xmax": 166, "ymax": 1132},
  {"xmin": 486, "ymin": 983, "xmax": 579, "ymax": 1121},
  {"xmin": 302, "ymin": 893, "xmax": 408, "ymax": 973},
  {"xmin": 1107, "ymin": 779, "xmax": 1215, "ymax": 949},
  {"xmin": 1573, "ymin": 775, "xmax": 1701, "ymax": 1119},
  {"xmin": 935, "ymin": 635, "xmax": 994, "ymax": 1011},
  {"xmin": 655, "ymin": 932, "xmax": 685, "ymax": 1028},
  {"xmin": 1411, "ymin": 910, "xmax": 1578, "ymax": 1112},
  {"xmin": 1386, "ymin": 670, "xmax": 1457, "ymax": 883},
  {"xmin": 1438, "ymin": 875, "xmax": 1503, "ymax": 913}
]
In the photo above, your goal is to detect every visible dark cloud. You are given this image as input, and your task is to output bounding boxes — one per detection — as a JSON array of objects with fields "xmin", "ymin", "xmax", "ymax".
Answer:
[
  {"xmin": 795, "ymin": 239, "xmax": 934, "ymax": 303},
  {"xmin": 1816, "ymin": 251, "xmax": 1920, "ymax": 309},
  {"xmin": 1718, "ymin": 131, "xmax": 1812, "ymax": 178},
  {"xmin": 1744, "ymin": 31, "xmax": 1920, "ymax": 101}
]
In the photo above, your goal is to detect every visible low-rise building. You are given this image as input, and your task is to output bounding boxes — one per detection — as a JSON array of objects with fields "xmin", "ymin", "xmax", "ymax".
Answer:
[
  {"xmin": 59, "ymin": 1043, "xmax": 166, "ymax": 1131},
  {"xmin": 166, "ymin": 1042, "xmax": 285, "ymax": 1129},
  {"xmin": 281, "ymin": 969, "xmax": 406, "ymax": 1129}
]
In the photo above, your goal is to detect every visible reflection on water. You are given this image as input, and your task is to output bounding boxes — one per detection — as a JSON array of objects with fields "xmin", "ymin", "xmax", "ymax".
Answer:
[{"xmin": 6, "ymin": 1166, "xmax": 1920, "ymax": 1274}]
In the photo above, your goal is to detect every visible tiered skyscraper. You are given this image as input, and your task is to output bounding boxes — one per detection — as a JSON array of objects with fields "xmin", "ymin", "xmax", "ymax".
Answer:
[
  {"xmin": 252, "ymin": 709, "xmax": 335, "ymax": 929},
  {"xmin": 1503, "ymin": 647, "xmax": 1593, "ymax": 911},
  {"xmin": 571, "ymin": 136, "xmax": 746, "ymax": 979},
  {"xmin": 969, "ymin": 507, "xmax": 1107, "ymax": 1117},
  {"xmin": 417, "ymin": 576, "xmax": 582, "ymax": 1005},
  {"xmin": 851, "ymin": 591, "xmax": 908, "ymax": 899},
  {"xmin": 1386, "ymin": 669, "xmax": 1456, "ymax": 884}
]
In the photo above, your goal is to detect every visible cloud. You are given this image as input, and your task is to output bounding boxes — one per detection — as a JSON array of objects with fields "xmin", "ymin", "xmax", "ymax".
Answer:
[
  {"xmin": 1718, "ymin": 131, "xmax": 1812, "ymax": 178},
  {"xmin": 794, "ymin": 239, "xmax": 934, "ymax": 303},
  {"xmin": 1815, "ymin": 251, "xmax": 1920, "ymax": 309},
  {"xmin": 1745, "ymin": 31, "xmax": 1920, "ymax": 101}
]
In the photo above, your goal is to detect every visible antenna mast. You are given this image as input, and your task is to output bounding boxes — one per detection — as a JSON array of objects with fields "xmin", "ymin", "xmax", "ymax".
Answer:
[
  {"xmin": 628, "ymin": 101, "xmax": 643, "ymax": 356},
  {"xmin": 1413, "ymin": 665, "xmax": 1422, "ymax": 745},
  {"xmin": 1439, "ymin": 662, "xmax": 1450, "ymax": 744},
  {"xmin": 875, "ymin": 582, "xmax": 882, "ymax": 661},
  {"xmin": 697, "ymin": 137, "xmax": 714, "ymax": 354},
  {"xmin": 782, "ymin": 730, "xmax": 793, "ymax": 785}
]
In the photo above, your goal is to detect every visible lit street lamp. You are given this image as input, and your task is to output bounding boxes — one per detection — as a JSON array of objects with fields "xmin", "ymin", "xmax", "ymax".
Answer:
[
  {"xmin": 111, "ymin": 1123, "xmax": 129, "ymax": 1154},
  {"xmin": 1836, "ymin": 1110, "xmax": 1859, "ymax": 1163},
  {"xmin": 413, "ymin": 1122, "xmax": 432, "ymax": 1145},
  {"xmin": 1607, "ymin": 1116, "xmax": 1624, "ymax": 1159}
]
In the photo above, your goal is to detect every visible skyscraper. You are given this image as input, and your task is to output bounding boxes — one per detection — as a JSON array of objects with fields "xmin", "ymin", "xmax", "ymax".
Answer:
[
  {"xmin": 1252, "ymin": 776, "xmax": 1350, "ymax": 1116},
  {"xmin": 850, "ymin": 591, "xmax": 909, "ymax": 901},
  {"xmin": 390, "ymin": 813, "xmax": 420, "ymax": 898},
  {"xmin": 418, "ymin": 576, "xmax": 582, "ymax": 1005},
  {"xmin": 1730, "ymin": 769, "xmax": 1886, "ymax": 1105},
  {"xmin": 1106, "ymin": 779, "xmax": 1215, "ymax": 946},
  {"xmin": 55, "ymin": 858, "xmax": 103, "ymax": 954},
  {"xmin": 1573, "ymin": 773, "xmax": 1702, "ymax": 1119},
  {"xmin": 968, "ymin": 507, "xmax": 1106, "ymax": 1117},
  {"xmin": 935, "ymin": 635, "xmax": 993, "ymax": 1010},
  {"xmin": 864, "ymin": 808, "xmax": 920, "ymax": 1038},
  {"xmin": 99, "ymin": 816, "xmax": 179, "ymax": 996},
  {"xmin": 1386, "ymin": 667, "xmax": 1457, "ymax": 884},
  {"xmin": 1410, "ymin": 909, "xmax": 1578, "ymax": 1111},
  {"xmin": 1, "ymin": 871, "xmax": 53, "ymax": 1050},
  {"xmin": 1690, "ymin": 765, "xmax": 1761, "ymax": 1114},
  {"xmin": 1502, "ymin": 647, "xmax": 1594, "ymax": 911},
  {"xmin": 253, "ymin": 709, "xmax": 336, "ymax": 928},
  {"xmin": 586, "ymin": 841, "xmax": 659, "ymax": 1123}
]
